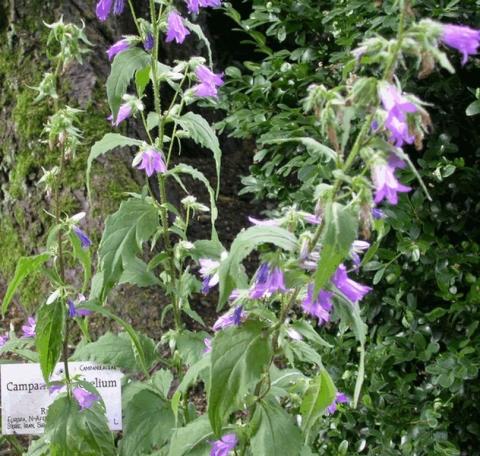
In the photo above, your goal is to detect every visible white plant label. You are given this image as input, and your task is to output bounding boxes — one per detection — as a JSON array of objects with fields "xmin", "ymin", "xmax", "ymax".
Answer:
[{"xmin": 1, "ymin": 362, "xmax": 123, "ymax": 435}]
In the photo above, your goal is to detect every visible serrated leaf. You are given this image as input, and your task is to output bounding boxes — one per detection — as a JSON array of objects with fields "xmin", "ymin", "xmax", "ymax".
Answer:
[
  {"xmin": 2, "ymin": 253, "xmax": 50, "ymax": 316},
  {"xmin": 119, "ymin": 387, "xmax": 175, "ymax": 456},
  {"xmin": 261, "ymin": 137, "xmax": 336, "ymax": 162},
  {"xmin": 251, "ymin": 398, "xmax": 303, "ymax": 456},
  {"xmin": 177, "ymin": 356, "xmax": 210, "ymax": 395},
  {"xmin": 184, "ymin": 19, "xmax": 213, "ymax": 66},
  {"xmin": 174, "ymin": 112, "xmax": 222, "ymax": 196},
  {"xmin": 0, "ymin": 336, "xmax": 39, "ymax": 362},
  {"xmin": 300, "ymin": 368, "xmax": 336, "ymax": 436},
  {"xmin": 168, "ymin": 415, "xmax": 213, "ymax": 456},
  {"xmin": 313, "ymin": 202, "xmax": 357, "ymax": 295},
  {"xmin": 107, "ymin": 48, "xmax": 150, "ymax": 119},
  {"xmin": 169, "ymin": 164, "xmax": 218, "ymax": 240},
  {"xmin": 119, "ymin": 256, "xmax": 161, "ymax": 287},
  {"xmin": 86, "ymin": 133, "xmax": 143, "ymax": 198},
  {"xmin": 46, "ymin": 395, "xmax": 115, "ymax": 456},
  {"xmin": 36, "ymin": 299, "xmax": 66, "ymax": 381},
  {"xmin": 96, "ymin": 198, "xmax": 159, "ymax": 300},
  {"xmin": 218, "ymin": 226, "xmax": 297, "ymax": 309},
  {"xmin": 208, "ymin": 320, "xmax": 272, "ymax": 435}
]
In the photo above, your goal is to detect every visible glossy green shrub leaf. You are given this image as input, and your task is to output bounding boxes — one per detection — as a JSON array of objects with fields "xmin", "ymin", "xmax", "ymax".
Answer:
[
  {"xmin": 119, "ymin": 386, "xmax": 175, "ymax": 456},
  {"xmin": 208, "ymin": 320, "xmax": 272, "ymax": 435},
  {"xmin": 2, "ymin": 253, "xmax": 51, "ymax": 316},
  {"xmin": 313, "ymin": 202, "xmax": 357, "ymax": 294},
  {"xmin": 107, "ymin": 48, "xmax": 150, "ymax": 119},
  {"xmin": 36, "ymin": 299, "xmax": 65, "ymax": 381},
  {"xmin": 218, "ymin": 226, "xmax": 297, "ymax": 308},
  {"xmin": 45, "ymin": 395, "xmax": 115, "ymax": 455},
  {"xmin": 250, "ymin": 398, "xmax": 303, "ymax": 456}
]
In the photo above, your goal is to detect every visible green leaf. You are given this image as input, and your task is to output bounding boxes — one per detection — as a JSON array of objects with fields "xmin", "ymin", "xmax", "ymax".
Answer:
[
  {"xmin": 86, "ymin": 133, "xmax": 143, "ymax": 198},
  {"xmin": 78, "ymin": 302, "xmax": 154, "ymax": 376},
  {"xmin": 135, "ymin": 65, "xmax": 151, "ymax": 97},
  {"xmin": 119, "ymin": 387, "xmax": 175, "ymax": 456},
  {"xmin": 251, "ymin": 398, "xmax": 303, "ymax": 456},
  {"xmin": 334, "ymin": 293, "xmax": 367, "ymax": 346},
  {"xmin": 261, "ymin": 137, "xmax": 336, "ymax": 162},
  {"xmin": 0, "ymin": 336, "xmax": 39, "ymax": 362},
  {"xmin": 119, "ymin": 256, "xmax": 161, "ymax": 287},
  {"xmin": 69, "ymin": 232, "xmax": 91, "ymax": 293},
  {"xmin": 169, "ymin": 164, "xmax": 218, "ymax": 240},
  {"xmin": 107, "ymin": 47, "xmax": 150, "ymax": 119},
  {"xmin": 96, "ymin": 198, "xmax": 159, "ymax": 300},
  {"xmin": 36, "ymin": 299, "xmax": 66, "ymax": 381},
  {"xmin": 286, "ymin": 339, "xmax": 323, "ymax": 367},
  {"xmin": 313, "ymin": 202, "xmax": 357, "ymax": 295},
  {"xmin": 218, "ymin": 226, "xmax": 297, "ymax": 309},
  {"xmin": 208, "ymin": 320, "xmax": 272, "ymax": 435},
  {"xmin": 176, "ymin": 330, "xmax": 210, "ymax": 366},
  {"xmin": 46, "ymin": 395, "xmax": 115, "ymax": 455},
  {"xmin": 2, "ymin": 253, "xmax": 50, "ymax": 316},
  {"xmin": 71, "ymin": 331, "xmax": 156, "ymax": 373},
  {"xmin": 466, "ymin": 99, "xmax": 480, "ymax": 116},
  {"xmin": 300, "ymin": 368, "xmax": 336, "ymax": 436},
  {"xmin": 184, "ymin": 20, "xmax": 213, "ymax": 66},
  {"xmin": 174, "ymin": 112, "xmax": 222, "ymax": 196},
  {"xmin": 168, "ymin": 415, "xmax": 213, "ymax": 456},
  {"xmin": 177, "ymin": 356, "xmax": 210, "ymax": 395}
]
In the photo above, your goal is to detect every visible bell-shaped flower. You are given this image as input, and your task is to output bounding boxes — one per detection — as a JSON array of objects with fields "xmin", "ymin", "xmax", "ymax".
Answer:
[
  {"xmin": 350, "ymin": 240, "xmax": 370, "ymax": 269},
  {"xmin": 96, "ymin": 0, "xmax": 124, "ymax": 21},
  {"xmin": 441, "ymin": 24, "xmax": 480, "ymax": 65},
  {"xmin": 199, "ymin": 258, "xmax": 221, "ymax": 294},
  {"xmin": 166, "ymin": 11, "xmax": 190, "ymax": 44},
  {"xmin": 249, "ymin": 263, "xmax": 287, "ymax": 299},
  {"xmin": 332, "ymin": 264, "xmax": 371, "ymax": 303},
  {"xmin": 212, "ymin": 306, "xmax": 246, "ymax": 332},
  {"xmin": 326, "ymin": 392, "xmax": 349, "ymax": 414},
  {"xmin": 133, "ymin": 148, "xmax": 167, "ymax": 177},
  {"xmin": 73, "ymin": 387, "xmax": 99, "ymax": 410},
  {"xmin": 21, "ymin": 317, "xmax": 36, "ymax": 338},
  {"xmin": 107, "ymin": 38, "xmax": 130, "ymax": 61},
  {"xmin": 301, "ymin": 285, "xmax": 333, "ymax": 325},
  {"xmin": 371, "ymin": 157, "xmax": 411, "ymax": 205},
  {"xmin": 0, "ymin": 332, "xmax": 9, "ymax": 347},
  {"xmin": 73, "ymin": 226, "xmax": 92, "ymax": 249},
  {"xmin": 210, "ymin": 433, "xmax": 238, "ymax": 456},
  {"xmin": 194, "ymin": 65, "xmax": 224, "ymax": 98}
]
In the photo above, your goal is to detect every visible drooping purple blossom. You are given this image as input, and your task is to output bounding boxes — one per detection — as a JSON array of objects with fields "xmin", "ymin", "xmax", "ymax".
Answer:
[
  {"xmin": 48, "ymin": 384, "xmax": 64, "ymax": 395},
  {"xmin": 135, "ymin": 149, "xmax": 167, "ymax": 177},
  {"xmin": 186, "ymin": 0, "xmax": 221, "ymax": 14},
  {"xmin": 372, "ymin": 208, "xmax": 385, "ymax": 219},
  {"xmin": 210, "ymin": 433, "xmax": 237, "ymax": 456},
  {"xmin": 200, "ymin": 0, "xmax": 221, "ymax": 7},
  {"xmin": 212, "ymin": 306, "xmax": 246, "ymax": 332},
  {"xmin": 204, "ymin": 337, "xmax": 212, "ymax": 353},
  {"xmin": 21, "ymin": 317, "xmax": 36, "ymax": 338},
  {"xmin": 0, "ymin": 332, "xmax": 9, "ymax": 347},
  {"xmin": 113, "ymin": 0, "xmax": 125, "ymax": 15},
  {"xmin": 379, "ymin": 84, "xmax": 417, "ymax": 147},
  {"xmin": 73, "ymin": 387, "xmax": 99, "ymax": 410},
  {"xmin": 194, "ymin": 65, "xmax": 224, "ymax": 98},
  {"xmin": 73, "ymin": 226, "xmax": 92, "ymax": 249},
  {"xmin": 371, "ymin": 159, "xmax": 411, "ymax": 205},
  {"xmin": 68, "ymin": 296, "xmax": 93, "ymax": 318},
  {"xmin": 326, "ymin": 392, "xmax": 349, "ymax": 414},
  {"xmin": 144, "ymin": 33, "xmax": 154, "ymax": 51},
  {"xmin": 199, "ymin": 258, "xmax": 221, "ymax": 295},
  {"xmin": 166, "ymin": 11, "xmax": 190, "ymax": 44},
  {"xmin": 441, "ymin": 24, "xmax": 480, "ymax": 65},
  {"xmin": 332, "ymin": 264, "xmax": 371, "ymax": 303},
  {"xmin": 350, "ymin": 240, "xmax": 370, "ymax": 269},
  {"xmin": 301, "ymin": 285, "xmax": 333, "ymax": 325},
  {"xmin": 249, "ymin": 263, "xmax": 287, "ymax": 299},
  {"xmin": 96, "ymin": 0, "xmax": 113, "ymax": 21},
  {"xmin": 107, "ymin": 38, "xmax": 130, "ymax": 61},
  {"xmin": 107, "ymin": 103, "xmax": 132, "ymax": 127}
]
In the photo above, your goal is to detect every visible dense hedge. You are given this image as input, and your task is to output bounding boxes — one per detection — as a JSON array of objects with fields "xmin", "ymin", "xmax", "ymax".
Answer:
[{"xmin": 220, "ymin": 1, "xmax": 480, "ymax": 454}]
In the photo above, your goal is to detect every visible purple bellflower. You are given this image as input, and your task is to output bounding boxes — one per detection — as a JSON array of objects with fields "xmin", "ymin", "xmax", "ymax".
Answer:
[
  {"xmin": 186, "ymin": 0, "xmax": 200, "ymax": 13},
  {"xmin": 248, "ymin": 216, "xmax": 281, "ymax": 227},
  {"xmin": 144, "ymin": 33, "xmax": 154, "ymax": 51},
  {"xmin": 372, "ymin": 207, "xmax": 385, "ymax": 219},
  {"xmin": 212, "ymin": 306, "xmax": 246, "ymax": 332},
  {"xmin": 326, "ymin": 392, "xmax": 349, "ymax": 414},
  {"xmin": 73, "ymin": 226, "xmax": 92, "ymax": 249},
  {"xmin": 107, "ymin": 103, "xmax": 132, "ymax": 127},
  {"xmin": 249, "ymin": 263, "xmax": 287, "ymax": 299},
  {"xmin": 48, "ymin": 384, "xmax": 64, "ymax": 395},
  {"xmin": 372, "ymin": 157, "xmax": 411, "ymax": 205},
  {"xmin": 303, "ymin": 213, "xmax": 321, "ymax": 224},
  {"xmin": 379, "ymin": 84, "xmax": 417, "ymax": 147},
  {"xmin": 199, "ymin": 258, "xmax": 221, "ymax": 294},
  {"xmin": 186, "ymin": 0, "xmax": 221, "ymax": 14},
  {"xmin": 210, "ymin": 433, "xmax": 238, "ymax": 456},
  {"xmin": 194, "ymin": 65, "xmax": 224, "ymax": 98},
  {"xmin": 332, "ymin": 264, "xmax": 371, "ymax": 303},
  {"xmin": 350, "ymin": 240, "xmax": 370, "ymax": 269},
  {"xmin": 68, "ymin": 295, "xmax": 92, "ymax": 318},
  {"xmin": 201, "ymin": 0, "xmax": 221, "ymax": 7},
  {"xmin": 21, "ymin": 317, "xmax": 36, "ymax": 338},
  {"xmin": 96, "ymin": 0, "xmax": 124, "ymax": 21},
  {"xmin": 441, "ymin": 24, "xmax": 480, "ymax": 65},
  {"xmin": 301, "ymin": 285, "xmax": 333, "ymax": 325},
  {"xmin": 166, "ymin": 11, "xmax": 190, "ymax": 44},
  {"xmin": 107, "ymin": 38, "xmax": 130, "ymax": 61},
  {"xmin": 135, "ymin": 149, "xmax": 167, "ymax": 177},
  {"xmin": 0, "ymin": 332, "xmax": 9, "ymax": 347},
  {"xmin": 73, "ymin": 387, "xmax": 99, "ymax": 410}
]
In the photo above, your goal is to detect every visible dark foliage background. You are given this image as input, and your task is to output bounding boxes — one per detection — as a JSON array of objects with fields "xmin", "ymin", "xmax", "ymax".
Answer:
[{"xmin": 218, "ymin": 0, "xmax": 480, "ymax": 454}]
